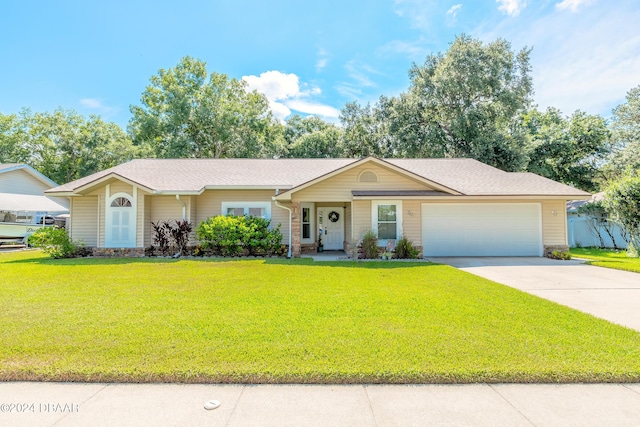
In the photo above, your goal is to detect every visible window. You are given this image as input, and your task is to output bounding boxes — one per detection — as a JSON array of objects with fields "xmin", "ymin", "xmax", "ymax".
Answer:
[
  {"xmin": 377, "ymin": 205, "xmax": 397, "ymax": 239},
  {"xmin": 221, "ymin": 202, "xmax": 271, "ymax": 219},
  {"xmin": 358, "ymin": 170, "xmax": 379, "ymax": 183},
  {"xmin": 371, "ymin": 200, "xmax": 403, "ymax": 246},
  {"xmin": 110, "ymin": 197, "xmax": 132, "ymax": 207},
  {"xmin": 302, "ymin": 207, "xmax": 311, "ymax": 239},
  {"xmin": 301, "ymin": 203, "xmax": 315, "ymax": 244}
]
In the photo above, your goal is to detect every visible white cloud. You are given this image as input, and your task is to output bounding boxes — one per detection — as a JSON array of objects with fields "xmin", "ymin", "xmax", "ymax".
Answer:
[
  {"xmin": 376, "ymin": 39, "xmax": 429, "ymax": 61},
  {"xmin": 447, "ymin": 4, "xmax": 463, "ymax": 20},
  {"xmin": 555, "ymin": 0, "xmax": 594, "ymax": 12},
  {"xmin": 283, "ymin": 99, "xmax": 340, "ymax": 118},
  {"xmin": 316, "ymin": 48, "xmax": 329, "ymax": 72},
  {"xmin": 393, "ymin": 0, "xmax": 437, "ymax": 31},
  {"xmin": 242, "ymin": 71, "xmax": 338, "ymax": 121},
  {"xmin": 496, "ymin": 0, "xmax": 527, "ymax": 16},
  {"xmin": 79, "ymin": 98, "xmax": 118, "ymax": 117},
  {"xmin": 242, "ymin": 71, "xmax": 300, "ymax": 102},
  {"xmin": 80, "ymin": 98, "xmax": 103, "ymax": 109},
  {"xmin": 344, "ymin": 60, "xmax": 380, "ymax": 88},
  {"xmin": 476, "ymin": 1, "xmax": 640, "ymax": 116}
]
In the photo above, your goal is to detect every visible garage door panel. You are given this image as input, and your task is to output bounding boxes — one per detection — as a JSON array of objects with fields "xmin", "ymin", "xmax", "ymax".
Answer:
[{"xmin": 422, "ymin": 203, "xmax": 541, "ymax": 257}]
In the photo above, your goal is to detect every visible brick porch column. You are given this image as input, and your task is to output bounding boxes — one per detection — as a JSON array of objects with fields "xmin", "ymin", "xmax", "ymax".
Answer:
[{"xmin": 291, "ymin": 201, "xmax": 301, "ymax": 257}]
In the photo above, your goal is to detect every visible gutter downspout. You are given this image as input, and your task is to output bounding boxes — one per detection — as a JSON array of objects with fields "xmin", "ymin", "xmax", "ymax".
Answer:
[
  {"xmin": 176, "ymin": 195, "xmax": 186, "ymax": 220},
  {"xmin": 274, "ymin": 198, "xmax": 292, "ymax": 259}
]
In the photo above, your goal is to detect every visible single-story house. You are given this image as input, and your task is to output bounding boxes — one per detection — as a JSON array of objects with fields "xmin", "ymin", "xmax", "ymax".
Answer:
[
  {"xmin": 45, "ymin": 157, "xmax": 590, "ymax": 257},
  {"xmin": 567, "ymin": 192, "xmax": 628, "ymax": 249},
  {"xmin": 0, "ymin": 164, "xmax": 69, "ymax": 243}
]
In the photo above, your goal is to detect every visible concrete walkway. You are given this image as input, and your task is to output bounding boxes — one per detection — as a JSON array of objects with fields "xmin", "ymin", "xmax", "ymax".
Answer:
[
  {"xmin": 431, "ymin": 257, "xmax": 640, "ymax": 332},
  {"xmin": 2, "ymin": 382, "xmax": 640, "ymax": 426}
]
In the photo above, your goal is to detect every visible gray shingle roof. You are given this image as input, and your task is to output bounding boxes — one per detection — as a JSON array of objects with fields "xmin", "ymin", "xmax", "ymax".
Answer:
[{"xmin": 46, "ymin": 157, "xmax": 591, "ymax": 198}]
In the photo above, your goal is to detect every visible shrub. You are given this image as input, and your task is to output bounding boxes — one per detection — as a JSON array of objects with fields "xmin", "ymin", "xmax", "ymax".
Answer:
[
  {"xmin": 151, "ymin": 220, "xmax": 194, "ymax": 256},
  {"xmin": 550, "ymin": 250, "xmax": 572, "ymax": 260},
  {"xmin": 243, "ymin": 216, "xmax": 283, "ymax": 256},
  {"xmin": 151, "ymin": 221, "xmax": 172, "ymax": 255},
  {"xmin": 394, "ymin": 236, "xmax": 420, "ymax": 259},
  {"xmin": 361, "ymin": 230, "xmax": 378, "ymax": 259},
  {"xmin": 28, "ymin": 227, "xmax": 77, "ymax": 259},
  {"xmin": 197, "ymin": 215, "xmax": 283, "ymax": 256},
  {"xmin": 171, "ymin": 220, "xmax": 193, "ymax": 255}
]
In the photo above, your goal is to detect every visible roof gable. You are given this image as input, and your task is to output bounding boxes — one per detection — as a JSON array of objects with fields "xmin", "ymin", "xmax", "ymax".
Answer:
[
  {"xmin": 274, "ymin": 157, "xmax": 461, "ymax": 201},
  {"xmin": 0, "ymin": 164, "xmax": 58, "ymax": 189}
]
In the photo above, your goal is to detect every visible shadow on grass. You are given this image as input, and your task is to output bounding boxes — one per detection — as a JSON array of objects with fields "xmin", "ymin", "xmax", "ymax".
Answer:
[{"xmin": 2, "ymin": 254, "xmax": 440, "ymax": 269}]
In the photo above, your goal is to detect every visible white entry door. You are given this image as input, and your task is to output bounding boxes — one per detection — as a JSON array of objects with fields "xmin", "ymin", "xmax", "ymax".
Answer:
[
  {"xmin": 106, "ymin": 195, "xmax": 136, "ymax": 248},
  {"xmin": 319, "ymin": 207, "xmax": 344, "ymax": 250}
]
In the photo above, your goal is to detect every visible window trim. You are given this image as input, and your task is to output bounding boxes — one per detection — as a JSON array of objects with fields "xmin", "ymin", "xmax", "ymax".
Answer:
[
  {"xmin": 301, "ymin": 202, "xmax": 315, "ymax": 244},
  {"xmin": 221, "ymin": 201, "xmax": 271, "ymax": 219},
  {"xmin": 371, "ymin": 200, "xmax": 403, "ymax": 247}
]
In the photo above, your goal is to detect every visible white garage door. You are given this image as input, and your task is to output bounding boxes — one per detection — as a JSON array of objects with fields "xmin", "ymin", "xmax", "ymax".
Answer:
[{"xmin": 422, "ymin": 203, "xmax": 542, "ymax": 257}]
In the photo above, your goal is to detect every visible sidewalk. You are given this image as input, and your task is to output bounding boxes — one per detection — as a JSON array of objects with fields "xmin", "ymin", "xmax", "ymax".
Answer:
[{"xmin": 2, "ymin": 382, "xmax": 640, "ymax": 426}]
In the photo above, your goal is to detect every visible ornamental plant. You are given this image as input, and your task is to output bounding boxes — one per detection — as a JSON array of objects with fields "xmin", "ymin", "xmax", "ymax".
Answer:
[
  {"xmin": 28, "ymin": 227, "xmax": 78, "ymax": 259},
  {"xmin": 394, "ymin": 236, "xmax": 421, "ymax": 259},
  {"xmin": 196, "ymin": 215, "xmax": 283, "ymax": 256},
  {"xmin": 604, "ymin": 174, "xmax": 640, "ymax": 257},
  {"xmin": 361, "ymin": 230, "xmax": 378, "ymax": 259}
]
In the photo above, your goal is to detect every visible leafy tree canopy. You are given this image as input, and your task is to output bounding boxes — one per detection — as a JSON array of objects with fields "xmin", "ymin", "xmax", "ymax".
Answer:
[
  {"xmin": 129, "ymin": 56, "xmax": 281, "ymax": 159},
  {"xmin": 0, "ymin": 109, "xmax": 137, "ymax": 184},
  {"xmin": 604, "ymin": 174, "xmax": 640, "ymax": 256},
  {"xmin": 604, "ymin": 85, "xmax": 640, "ymax": 180},
  {"xmin": 341, "ymin": 34, "xmax": 533, "ymax": 171},
  {"xmin": 524, "ymin": 108, "xmax": 610, "ymax": 192}
]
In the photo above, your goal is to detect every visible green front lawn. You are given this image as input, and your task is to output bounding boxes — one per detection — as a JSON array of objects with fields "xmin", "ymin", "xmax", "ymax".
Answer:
[
  {"xmin": 1, "ymin": 250, "xmax": 639, "ymax": 383},
  {"xmin": 571, "ymin": 247, "xmax": 640, "ymax": 273}
]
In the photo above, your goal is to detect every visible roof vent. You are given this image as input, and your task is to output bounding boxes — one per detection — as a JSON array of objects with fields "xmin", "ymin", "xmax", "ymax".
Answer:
[{"xmin": 358, "ymin": 170, "xmax": 379, "ymax": 183}]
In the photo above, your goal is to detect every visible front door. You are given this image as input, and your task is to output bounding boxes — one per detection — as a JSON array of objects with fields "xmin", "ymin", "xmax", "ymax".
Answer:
[
  {"xmin": 319, "ymin": 207, "xmax": 344, "ymax": 250},
  {"xmin": 106, "ymin": 195, "xmax": 135, "ymax": 248}
]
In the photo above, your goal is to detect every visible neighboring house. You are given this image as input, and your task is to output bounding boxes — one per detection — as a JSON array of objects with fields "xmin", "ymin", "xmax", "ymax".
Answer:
[
  {"xmin": 567, "ymin": 192, "xmax": 628, "ymax": 249},
  {"xmin": 0, "ymin": 164, "xmax": 69, "ymax": 242},
  {"xmin": 45, "ymin": 157, "xmax": 590, "ymax": 257}
]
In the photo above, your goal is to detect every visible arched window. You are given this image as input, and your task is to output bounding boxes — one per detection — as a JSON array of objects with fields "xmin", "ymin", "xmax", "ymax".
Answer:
[
  {"xmin": 358, "ymin": 170, "xmax": 379, "ymax": 183},
  {"xmin": 110, "ymin": 197, "xmax": 132, "ymax": 207}
]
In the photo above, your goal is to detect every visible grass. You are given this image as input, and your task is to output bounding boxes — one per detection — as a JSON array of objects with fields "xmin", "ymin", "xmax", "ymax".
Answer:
[
  {"xmin": 571, "ymin": 247, "xmax": 640, "ymax": 273},
  {"xmin": 1, "ymin": 250, "xmax": 640, "ymax": 384}
]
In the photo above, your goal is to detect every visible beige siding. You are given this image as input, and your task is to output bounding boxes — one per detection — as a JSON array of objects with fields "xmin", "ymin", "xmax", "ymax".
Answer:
[
  {"xmin": 0, "ymin": 169, "xmax": 51, "ymax": 195},
  {"xmin": 136, "ymin": 192, "xmax": 144, "ymax": 247},
  {"xmin": 542, "ymin": 200, "xmax": 567, "ymax": 245},
  {"xmin": 109, "ymin": 181, "xmax": 133, "ymax": 196},
  {"xmin": 351, "ymin": 200, "xmax": 371, "ymax": 242},
  {"xmin": 195, "ymin": 190, "xmax": 289, "ymax": 244},
  {"xmin": 144, "ymin": 194, "xmax": 152, "ymax": 247},
  {"xmin": 70, "ymin": 196, "xmax": 98, "ymax": 246},
  {"xmin": 150, "ymin": 196, "xmax": 184, "ymax": 224},
  {"xmin": 402, "ymin": 200, "xmax": 422, "ymax": 243},
  {"xmin": 293, "ymin": 164, "xmax": 433, "ymax": 202}
]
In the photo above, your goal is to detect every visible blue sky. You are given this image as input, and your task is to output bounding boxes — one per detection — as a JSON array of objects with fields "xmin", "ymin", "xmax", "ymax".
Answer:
[{"xmin": 1, "ymin": 0, "xmax": 639, "ymax": 128}]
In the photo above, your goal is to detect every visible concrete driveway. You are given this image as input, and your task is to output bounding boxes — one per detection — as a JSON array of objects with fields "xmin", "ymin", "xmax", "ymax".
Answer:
[{"xmin": 430, "ymin": 257, "xmax": 640, "ymax": 332}]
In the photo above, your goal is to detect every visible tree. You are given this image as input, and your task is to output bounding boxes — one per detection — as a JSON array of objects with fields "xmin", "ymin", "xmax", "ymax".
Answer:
[
  {"xmin": 576, "ymin": 200, "xmax": 621, "ymax": 249},
  {"xmin": 0, "ymin": 109, "xmax": 138, "ymax": 184},
  {"xmin": 377, "ymin": 34, "xmax": 532, "ymax": 170},
  {"xmin": 129, "ymin": 56, "xmax": 280, "ymax": 159},
  {"xmin": 604, "ymin": 174, "xmax": 640, "ymax": 257},
  {"xmin": 340, "ymin": 101, "xmax": 394, "ymax": 158},
  {"xmin": 524, "ymin": 108, "xmax": 610, "ymax": 192},
  {"xmin": 282, "ymin": 115, "xmax": 344, "ymax": 158},
  {"xmin": 604, "ymin": 85, "xmax": 640, "ymax": 180}
]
